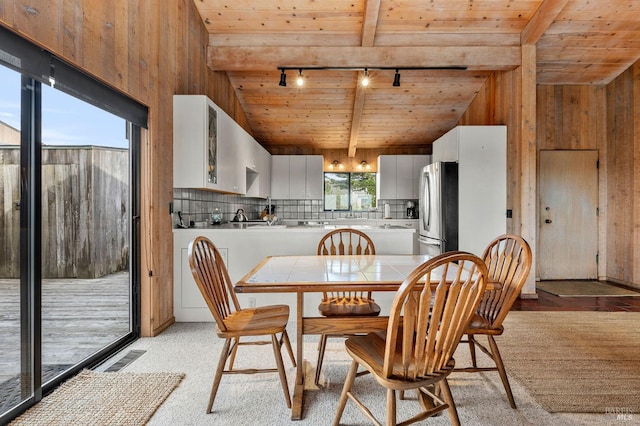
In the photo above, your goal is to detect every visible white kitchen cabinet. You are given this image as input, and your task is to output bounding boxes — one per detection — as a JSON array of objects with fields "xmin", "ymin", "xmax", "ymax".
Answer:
[
  {"xmin": 377, "ymin": 155, "xmax": 430, "ymax": 200},
  {"xmin": 174, "ymin": 94, "xmax": 266, "ymax": 195},
  {"xmin": 270, "ymin": 156, "xmax": 291, "ymax": 199},
  {"xmin": 432, "ymin": 125, "xmax": 507, "ymax": 256},
  {"xmin": 245, "ymin": 143, "xmax": 271, "ymax": 199},
  {"xmin": 271, "ymin": 155, "xmax": 323, "ymax": 199}
]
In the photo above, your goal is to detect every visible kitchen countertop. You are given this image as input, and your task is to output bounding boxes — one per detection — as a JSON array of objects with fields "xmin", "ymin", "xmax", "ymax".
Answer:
[{"xmin": 174, "ymin": 221, "xmax": 415, "ymax": 231}]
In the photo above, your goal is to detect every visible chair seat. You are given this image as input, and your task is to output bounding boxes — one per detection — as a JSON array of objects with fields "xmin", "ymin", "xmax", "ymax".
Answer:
[
  {"xmin": 318, "ymin": 297, "xmax": 381, "ymax": 317},
  {"xmin": 219, "ymin": 304, "xmax": 290, "ymax": 337},
  {"xmin": 345, "ymin": 332, "xmax": 455, "ymax": 390},
  {"xmin": 465, "ymin": 313, "xmax": 504, "ymax": 336}
]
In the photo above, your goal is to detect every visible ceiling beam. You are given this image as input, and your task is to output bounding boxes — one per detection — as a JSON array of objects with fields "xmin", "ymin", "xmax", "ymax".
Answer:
[
  {"xmin": 207, "ymin": 46, "xmax": 521, "ymax": 71},
  {"xmin": 348, "ymin": 0, "xmax": 380, "ymax": 157},
  {"xmin": 348, "ymin": 78, "xmax": 366, "ymax": 158},
  {"xmin": 521, "ymin": 0, "xmax": 569, "ymax": 45}
]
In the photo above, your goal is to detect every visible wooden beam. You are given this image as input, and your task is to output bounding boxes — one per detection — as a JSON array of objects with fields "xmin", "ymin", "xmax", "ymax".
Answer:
[
  {"xmin": 361, "ymin": 0, "xmax": 381, "ymax": 47},
  {"xmin": 207, "ymin": 46, "xmax": 521, "ymax": 71},
  {"xmin": 349, "ymin": 0, "xmax": 380, "ymax": 157},
  {"xmin": 519, "ymin": 44, "xmax": 538, "ymax": 296},
  {"xmin": 521, "ymin": 0, "xmax": 569, "ymax": 45},
  {"xmin": 348, "ymin": 76, "xmax": 367, "ymax": 157}
]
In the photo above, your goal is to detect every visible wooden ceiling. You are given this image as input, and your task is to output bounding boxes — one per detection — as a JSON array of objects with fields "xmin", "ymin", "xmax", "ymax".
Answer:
[{"xmin": 194, "ymin": 0, "xmax": 640, "ymax": 156}]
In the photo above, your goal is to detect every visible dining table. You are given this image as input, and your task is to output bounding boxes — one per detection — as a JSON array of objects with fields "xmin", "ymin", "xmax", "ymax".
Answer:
[{"xmin": 234, "ymin": 254, "xmax": 442, "ymax": 420}]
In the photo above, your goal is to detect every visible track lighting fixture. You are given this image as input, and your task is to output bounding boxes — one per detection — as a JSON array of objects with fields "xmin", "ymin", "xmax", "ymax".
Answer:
[
  {"xmin": 393, "ymin": 69, "xmax": 401, "ymax": 87},
  {"xmin": 277, "ymin": 66, "xmax": 465, "ymax": 87}
]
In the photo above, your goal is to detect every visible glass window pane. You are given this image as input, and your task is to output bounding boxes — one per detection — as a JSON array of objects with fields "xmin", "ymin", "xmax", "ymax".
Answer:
[
  {"xmin": 351, "ymin": 172, "xmax": 376, "ymax": 211},
  {"xmin": 324, "ymin": 172, "xmax": 349, "ymax": 211},
  {"xmin": 0, "ymin": 65, "xmax": 28, "ymax": 413},
  {"xmin": 40, "ymin": 84, "xmax": 131, "ymax": 384}
]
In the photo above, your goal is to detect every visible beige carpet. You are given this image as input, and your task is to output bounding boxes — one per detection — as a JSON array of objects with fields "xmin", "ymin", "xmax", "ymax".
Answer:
[
  {"xmin": 537, "ymin": 280, "xmax": 640, "ymax": 297},
  {"xmin": 10, "ymin": 369, "xmax": 184, "ymax": 425},
  {"xmin": 496, "ymin": 311, "xmax": 640, "ymax": 413}
]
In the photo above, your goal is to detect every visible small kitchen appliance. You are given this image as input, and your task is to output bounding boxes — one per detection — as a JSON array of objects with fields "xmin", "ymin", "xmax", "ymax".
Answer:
[
  {"xmin": 211, "ymin": 208, "xmax": 222, "ymax": 225},
  {"xmin": 406, "ymin": 201, "xmax": 416, "ymax": 218}
]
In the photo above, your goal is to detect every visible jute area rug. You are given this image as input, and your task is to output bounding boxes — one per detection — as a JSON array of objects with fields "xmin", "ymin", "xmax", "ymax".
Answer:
[
  {"xmin": 10, "ymin": 369, "xmax": 184, "ymax": 425},
  {"xmin": 537, "ymin": 280, "xmax": 640, "ymax": 297},
  {"xmin": 495, "ymin": 311, "xmax": 640, "ymax": 413}
]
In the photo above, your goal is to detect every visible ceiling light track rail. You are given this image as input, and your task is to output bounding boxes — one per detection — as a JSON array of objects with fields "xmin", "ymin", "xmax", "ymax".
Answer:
[{"xmin": 277, "ymin": 66, "xmax": 467, "ymax": 87}]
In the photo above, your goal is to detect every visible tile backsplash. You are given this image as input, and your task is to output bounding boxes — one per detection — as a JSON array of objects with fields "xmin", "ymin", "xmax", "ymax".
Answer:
[{"xmin": 173, "ymin": 188, "xmax": 416, "ymax": 226}]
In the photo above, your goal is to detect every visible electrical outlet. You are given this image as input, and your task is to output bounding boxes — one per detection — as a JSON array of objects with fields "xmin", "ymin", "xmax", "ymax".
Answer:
[{"xmin": 249, "ymin": 297, "xmax": 256, "ymax": 308}]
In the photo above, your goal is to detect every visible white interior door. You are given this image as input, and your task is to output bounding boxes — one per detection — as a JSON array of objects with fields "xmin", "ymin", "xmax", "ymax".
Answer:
[{"xmin": 538, "ymin": 150, "xmax": 598, "ymax": 279}]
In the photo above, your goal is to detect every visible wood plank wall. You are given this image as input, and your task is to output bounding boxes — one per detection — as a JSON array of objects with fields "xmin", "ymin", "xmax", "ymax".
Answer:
[
  {"xmin": 605, "ymin": 62, "xmax": 640, "ymax": 287},
  {"xmin": 462, "ymin": 61, "xmax": 640, "ymax": 289},
  {"xmin": 0, "ymin": 0, "xmax": 250, "ymax": 336}
]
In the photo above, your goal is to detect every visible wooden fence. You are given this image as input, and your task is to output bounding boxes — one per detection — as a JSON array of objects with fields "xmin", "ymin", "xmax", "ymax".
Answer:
[{"xmin": 0, "ymin": 145, "xmax": 129, "ymax": 279}]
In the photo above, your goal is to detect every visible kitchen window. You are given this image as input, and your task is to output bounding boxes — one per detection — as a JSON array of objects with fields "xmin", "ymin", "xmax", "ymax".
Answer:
[{"xmin": 324, "ymin": 172, "xmax": 376, "ymax": 211}]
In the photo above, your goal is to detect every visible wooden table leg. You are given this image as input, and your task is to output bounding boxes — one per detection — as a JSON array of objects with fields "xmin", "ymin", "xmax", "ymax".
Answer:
[{"xmin": 291, "ymin": 291, "xmax": 304, "ymax": 420}]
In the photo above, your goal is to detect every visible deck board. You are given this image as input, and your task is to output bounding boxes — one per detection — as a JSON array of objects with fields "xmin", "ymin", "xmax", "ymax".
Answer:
[{"xmin": 0, "ymin": 272, "xmax": 130, "ymax": 384}]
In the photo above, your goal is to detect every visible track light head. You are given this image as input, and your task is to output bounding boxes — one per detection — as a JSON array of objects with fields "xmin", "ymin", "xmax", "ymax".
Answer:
[
  {"xmin": 296, "ymin": 69, "xmax": 304, "ymax": 86},
  {"xmin": 279, "ymin": 70, "xmax": 287, "ymax": 87},
  {"xmin": 361, "ymin": 68, "xmax": 369, "ymax": 87},
  {"xmin": 393, "ymin": 69, "xmax": 401, "ymax": 87}
]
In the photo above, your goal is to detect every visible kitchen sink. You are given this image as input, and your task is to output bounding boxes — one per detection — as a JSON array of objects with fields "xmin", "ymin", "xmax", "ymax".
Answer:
[{"xmin": 246, "ymin": 224, "xmax": 287, "ymax": 229}]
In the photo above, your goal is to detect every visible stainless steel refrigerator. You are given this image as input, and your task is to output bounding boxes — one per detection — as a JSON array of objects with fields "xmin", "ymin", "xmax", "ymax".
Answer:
[{"xmin": 418, "ymin": 162, "xmax": 458, "ymax": 256}]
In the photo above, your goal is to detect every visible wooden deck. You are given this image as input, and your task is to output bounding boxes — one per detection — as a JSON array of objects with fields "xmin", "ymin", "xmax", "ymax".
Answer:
[{"xmin": 0, "ymin": 272, "xmax": 130, "ymax": 384}]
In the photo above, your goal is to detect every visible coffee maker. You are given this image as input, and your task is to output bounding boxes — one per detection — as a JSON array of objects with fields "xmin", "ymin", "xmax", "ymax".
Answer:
[{"xmin": 406, "ymin": 201, "xmax": 416, "ymax": 218}]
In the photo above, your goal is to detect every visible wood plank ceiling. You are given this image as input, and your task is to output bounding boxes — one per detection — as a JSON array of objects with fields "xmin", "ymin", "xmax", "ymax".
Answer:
[{"xmin": 194, "ymin": 0, "xmax": 640, "ymax": 156}]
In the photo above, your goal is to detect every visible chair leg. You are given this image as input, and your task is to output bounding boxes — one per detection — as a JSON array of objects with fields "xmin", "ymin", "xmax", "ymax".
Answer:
[
  {"xmin": 386, "ymin": 388, "xmax": 397, "ymax": 426},
  {"xmin": 315, "ymin": 334, "xmax": 328, "ymax": 386},
  {"xmin": 468, "ymin": 334, "xmax": 477, "ymax": 368},
  {"xmin": 207, "ymin": 338, "xmax": 232, "ymax": 413},
  {"xmin": 281, "ymin": 329, "xmax": 296, "ymax": 367},
  {"xmin": 487, "ymin": 335, "xmax": 517, "ymax": 409},
  {"xmin": 228, "ymin": 337, "xmax": 239, "ymax": 370},
  {"xmin": 271, "ymin": 333, "xmax": 292, "ymax": 408},
  {"xmin": 333, "ymin": 359, "xmax": 359, "ymax": 426},
  {"xmin": 439, "ymin": 379, "xmax": 461, "ymax": 426}
]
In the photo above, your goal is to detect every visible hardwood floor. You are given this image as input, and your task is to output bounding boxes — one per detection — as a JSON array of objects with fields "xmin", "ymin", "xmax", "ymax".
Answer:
[{"xmin": 512, "ymin": 281, "xmax": 640, "ymax": 312}]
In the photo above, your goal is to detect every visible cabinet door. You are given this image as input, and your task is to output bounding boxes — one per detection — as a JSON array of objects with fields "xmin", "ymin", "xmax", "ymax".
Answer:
[
  {"xmin": 271, "ymin": 155, "xmax": 290, "ymax": 199},
  {"xmin": 395, "ymin": 156, "xmax": 414, "ymax": 199},
  {"xmin": 377, "ymin": 155, "xmax": 397, "ymax": 199},
  {"xmin": 289, "ymin": 156, "xmax": 306, "ymax": 199},
  {"xmin": 173, "ymin": 95, "xmax": 210, "ymax": 189},
  {"xmin": 255, "ymin": 144, "xmax": 271, "ymax": 198},
  {"xmin": 305, "ymin": 155, "xmax": 324, "ymax": 199}
]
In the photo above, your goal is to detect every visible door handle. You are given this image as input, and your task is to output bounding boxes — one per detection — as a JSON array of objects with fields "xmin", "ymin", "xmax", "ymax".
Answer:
[{"xmin": 545, "ymin": 219, "xmax": 552, "ymax": 224}]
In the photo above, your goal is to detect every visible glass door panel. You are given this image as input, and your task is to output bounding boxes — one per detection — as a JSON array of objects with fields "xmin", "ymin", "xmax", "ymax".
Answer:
[
  {"xmin": 40, "ymin": 84, "xmax": 131, "ymax": 382},
  {"xmin": 0, "ymin": 65, "xmax": 29, "ymax": 413}
]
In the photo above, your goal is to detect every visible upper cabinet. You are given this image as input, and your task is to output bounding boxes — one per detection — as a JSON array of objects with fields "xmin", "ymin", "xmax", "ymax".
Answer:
[
  {"xmin": 377, "ymin": 155, "xmax": 431, "ymax": 200},
  {"xmin": 173, "ymin": 95, "xmax": 270, "ymax": 196},
  {"xmin": 271, "ymin": 155, "xmax": 323, "ymax": 199}
]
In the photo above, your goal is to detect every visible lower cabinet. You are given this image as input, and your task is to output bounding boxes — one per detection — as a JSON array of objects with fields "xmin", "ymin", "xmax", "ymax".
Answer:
[{"xmin": 173, "ymin": 227, "xmax": 415, "ymax": 322}]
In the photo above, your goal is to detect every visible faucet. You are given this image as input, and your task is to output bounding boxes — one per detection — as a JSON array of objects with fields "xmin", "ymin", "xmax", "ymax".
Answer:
[{"xmin": 267, "ymin": 196, "xmax": 272, "ymax": 215}]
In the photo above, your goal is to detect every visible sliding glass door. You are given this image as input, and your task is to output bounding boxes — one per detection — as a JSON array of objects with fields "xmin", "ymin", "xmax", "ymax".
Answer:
[
  {"xmin": 0, "ymin": 27, "xmax": 144, "ymax": 421},
  {"xmin": 0, "ymin": 61, "xmax": 27, "ymax": 417}
]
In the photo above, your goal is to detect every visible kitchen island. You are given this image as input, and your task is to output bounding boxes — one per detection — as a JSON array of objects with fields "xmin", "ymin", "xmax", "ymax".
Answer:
[{"xmin": 173, "ymin": 222, "xmax": 416, "ymax": 321}]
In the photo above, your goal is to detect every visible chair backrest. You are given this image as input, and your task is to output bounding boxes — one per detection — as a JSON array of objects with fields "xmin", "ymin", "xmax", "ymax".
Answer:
[
  {"xmin": 382, "ymin": 251, "xmax": 488, "ymax": 379},
  {"xmin": 188, "ymin": 236, "xmax": 240, "ymax": 332},
  {"xmin": 478, "ymin": 234, "xmax": 532, "ymax": 328},
  {"xmin": 317, "ymin": 228, "xmax": 376, "ymax": 256},
  {"xmin": 318, "ymin": 229, "xmax": 376, "ymax": 301}
]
